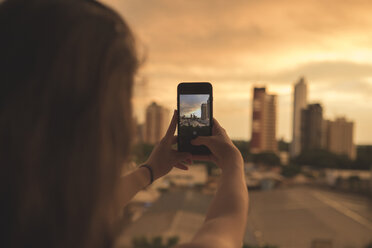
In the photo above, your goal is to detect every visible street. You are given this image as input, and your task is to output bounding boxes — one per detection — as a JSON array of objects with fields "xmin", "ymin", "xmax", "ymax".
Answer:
[
  {"xmin": 245, "ymin": 186, "xmax": 372, "ymax": 248},
  {"xmin": 117, "ymin": 186, "xmax": 372, "ymax": 248}
]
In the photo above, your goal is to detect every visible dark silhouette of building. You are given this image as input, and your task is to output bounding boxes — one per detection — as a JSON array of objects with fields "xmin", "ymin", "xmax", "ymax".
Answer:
[
  {"xmin": 207, "ymin": 97, "xmax": 211, "ymax": 119},
  {"xmin": 291, "ymin": 77, "xmax": 307, "ymax": 158},
  {"xmin": 201, "ymin": 103, "xmax": 207, "ymax": 120},
  {"xmin": 301, "ymin": 103, "xmax": 323, "ymax": 151}
]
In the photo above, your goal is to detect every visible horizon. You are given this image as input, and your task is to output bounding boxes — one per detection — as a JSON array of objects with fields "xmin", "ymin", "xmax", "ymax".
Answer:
[
  {"xmin": 103, "ymin": 0, "xmax": 372, "ymax": 145},
  {"xmin": 180, "ymin": 94, "xmax": 209, "ymax": 118}
]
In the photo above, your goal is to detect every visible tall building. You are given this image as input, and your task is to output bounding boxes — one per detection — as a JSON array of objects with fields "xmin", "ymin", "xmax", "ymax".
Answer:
[
  {"xmin": 207, "ymin": 97, "xmax": 211, "ymax": 119},
  {"xmin": 144, "ymin": 102, "xmax": 169, "ymax": 144},
  {"xmin": 201, "ymin": 97, "xmax": 211, "ymax": 121},
  {"xmin": 301, "ymin": 103, "xmax": 323, "ymax": 151},
  {"xmin": 325, "ymin": 117, "xmax": 356, "ymax": 159},
  {"xmin": 291, "ymin": 77, "xmax": 307, "ymax": 158},
  {"xmin": 251, "ymin": 87, "xmax": 277, "ymax": 154},
  {"xmin": 201, "ymin": 103, "xmax": 208, "ymax": 120}
]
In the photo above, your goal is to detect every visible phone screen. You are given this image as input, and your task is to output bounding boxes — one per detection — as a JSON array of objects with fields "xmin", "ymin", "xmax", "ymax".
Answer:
[{"xmin": 178, "ymin": 93, "xmax": 212, "ymax": 154}]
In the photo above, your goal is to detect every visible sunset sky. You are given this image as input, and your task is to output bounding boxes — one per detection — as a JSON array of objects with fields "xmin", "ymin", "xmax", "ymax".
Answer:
[
  {"xmin": 180, "ymin": 94, "xmax": 210, "ymax": 117},
  {"xmin": 103, "ymin": 0, "xmax": 372, "ymax": 144}
]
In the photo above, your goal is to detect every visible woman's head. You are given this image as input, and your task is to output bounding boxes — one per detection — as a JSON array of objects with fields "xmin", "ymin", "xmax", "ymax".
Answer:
[{"xmin": 0, "ymin": 0, "xmax": 137, "ymax": 247}]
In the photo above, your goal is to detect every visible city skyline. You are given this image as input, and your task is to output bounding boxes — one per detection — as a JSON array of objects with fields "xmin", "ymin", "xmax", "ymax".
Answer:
[
  {"xmin": 104, "ymin": 0, "xmax": 372, "ymax": 144},
  {"xmin": 179, "ymin": 94, "xmax": 210, "ymax": 118}
]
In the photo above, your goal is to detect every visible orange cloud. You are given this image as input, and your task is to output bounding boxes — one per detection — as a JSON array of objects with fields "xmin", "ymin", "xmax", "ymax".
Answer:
[{"xmin": 103, "ymin": 0, "xmax": 372, "ymax": 144}]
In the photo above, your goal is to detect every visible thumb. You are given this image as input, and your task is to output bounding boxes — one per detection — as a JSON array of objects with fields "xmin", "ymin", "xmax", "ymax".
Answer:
[
  {"xmin": 173, "ymin": 151, "xmax": 192, "ymax": 162},
  {"xmin": 191, "ymin": 136, "xmax": 214, "ymax": 147}
]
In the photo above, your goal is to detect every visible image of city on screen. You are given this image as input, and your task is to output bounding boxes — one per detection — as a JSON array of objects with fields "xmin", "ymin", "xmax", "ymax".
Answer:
[{"xmin": 179, "ymin": 94, "xmax": 211, "ymax": 128}]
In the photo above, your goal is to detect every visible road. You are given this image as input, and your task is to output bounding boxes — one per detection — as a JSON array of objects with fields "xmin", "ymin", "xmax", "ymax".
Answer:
[
  {"xmin": 117, "ymin": 186, "xmax": 372, "ymax": 248},
  {"xmin": 245, "ymin": 186, "xmax": 372, "ymax": 248}
]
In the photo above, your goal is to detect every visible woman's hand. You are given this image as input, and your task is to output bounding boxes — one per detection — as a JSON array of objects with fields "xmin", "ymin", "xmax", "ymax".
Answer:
[
  {"xmin": 191, "ymin": 118, "xmax": 243, "ymax": 173},
  {"xmin": 178, "ymin": 119, "xmax": 248, "ymax": 248},
  {"xmin": 144, "ymin": 110, "xmax": 192, "ymax": 181}
]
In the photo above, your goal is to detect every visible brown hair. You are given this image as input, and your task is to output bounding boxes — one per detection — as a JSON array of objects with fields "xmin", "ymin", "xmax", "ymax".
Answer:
[{"xmin": 0, "ymin": 0, "xmax": 138, "ymax": 247}]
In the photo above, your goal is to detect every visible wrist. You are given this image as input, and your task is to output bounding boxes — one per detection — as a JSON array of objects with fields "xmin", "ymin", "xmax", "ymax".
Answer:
[
  {"xmin": 219, "ymin": 148, "xmax": 244, "ymax": 172},
  {"xmin": 138, "ymin": 165, "xmax": 153, "ymax": 186},
  {"xmin": 144, "ymin": 160, "xmax": 164, "ymax": 181},
  {"xmin": 221, "ymin": 164, "xmax": 244, "ymax": 175}
]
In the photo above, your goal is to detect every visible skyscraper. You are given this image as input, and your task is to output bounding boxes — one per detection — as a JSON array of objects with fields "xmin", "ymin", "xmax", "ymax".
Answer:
[
  {"xmin": 301, "ymin": 103, "xmax": 323, "ymax": 151},
  {"xmin": 201, "ymin": 103, "xmax": 208, "ymax": 120},
  {"xmin": 251, "ymin": 87, "xmax": 277, "ymax": 154},
  {"xmin": 325, "ymin": 117, "xmax": 356, "ymax": 159},
  {"xmin": 291, "ymin": 77, "xmax": 307, "ymax": 158},
  {"xmin": 207, "ymin": 97, "xmax": 211, "ymax": 119},
  {"xmin": 144, "ymin": 102, "xmax": 169, "ymax": 144},
  {"xmin": 265, "ymin": 94, "xmax": 277, "ymax": 152}
]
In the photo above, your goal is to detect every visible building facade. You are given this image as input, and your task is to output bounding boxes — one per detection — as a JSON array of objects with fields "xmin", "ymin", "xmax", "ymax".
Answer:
[
  {"xmin": 201, "ymin": 103, "xmax": 208, "ymax": 120},
  {"xmin": 291, "ymin": 77, "xmax": 307, "ymax": 158},
  {"xmin": 325, "ymin": 117, "xmax": 356, "ymax": 159},
  {"xmin": 251, "ymin": 87, "xmax": 277, "ymax": 154},
  {"xmin": 144, "ymin": 102, "xmax": 169, "ymax": 144},
  {"xmin": 301, "ymin": 103, "xmax": 323, "ymax": 151}
]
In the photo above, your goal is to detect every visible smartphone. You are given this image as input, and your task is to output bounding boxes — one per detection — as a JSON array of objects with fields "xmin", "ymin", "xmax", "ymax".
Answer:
[{"xmin": 177, "ymin": 82, "xmax": 213, "ymax": 155}]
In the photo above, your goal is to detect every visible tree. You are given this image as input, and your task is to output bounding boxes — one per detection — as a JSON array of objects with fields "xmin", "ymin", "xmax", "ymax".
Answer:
[
  {"xmin": 294, "ymin": 149, "xmax": 353, "ymax": 169},
  {"xmin": 132, "ymin": 235, "xmax": 179, "ymax": 248},
  {"xmin": 281, "ymin": 164, "xmax": 301, "ymax": 178},
  {"xmin": 354, "ymin": 145, "xmax": 372, "ymax": 170},
  {"xmin": 132, "ymin": 143, "xmax": 155, "ymax": 164},
  {"xmin": 252, "ymin": 152, "xmax": 281, "ymax": 166},
  {"xmin": 278, "ymin": 138, "xmax": 289, "ymax": 152},
  {"xmin": 232, "ymin": 140, "xmax": 250, "ymax": 162}
]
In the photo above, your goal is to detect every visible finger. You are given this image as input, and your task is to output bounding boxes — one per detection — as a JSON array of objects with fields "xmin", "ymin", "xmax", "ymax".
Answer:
[
  {"xmin": 192, "ymin": 154, "xmax": 216, "ymax": 162},
  {"xmin": 165, "ymin": 110, "xmax": 177, "ymax": 140},
  {"xmin": 175, "ymin": 163, "xmax": 189, "ymax": 170},
  {"xmin": 190, "ymin": 136, "xmax": 214, "ymax": 147},
  {"xmin": 185, "ymin": 158, "xmax": 193, "ymax": 164},
  {"xmin": 212, "ymin": 118, "xmax": 225, "ymax": 135},
  {"xmin": 180, "ymin": 158, "xmax": 192, "ymax": 165},
  {"xmin": 173, "ymin": 151, "xmax": 192, "ymax": 161}
]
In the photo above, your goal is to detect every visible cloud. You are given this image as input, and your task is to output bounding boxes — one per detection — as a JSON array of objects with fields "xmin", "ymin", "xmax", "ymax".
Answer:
[
  {"xmin": 105, "ymin": 0, "xmax": 372, "ymax": 67},
  {"xmin": 264, "ymin": 61, "xmax": 372, "ymax": 85},
  {"xmin": 180, "ymin": 95, "xmax": 209, "ymax": 116},
  {"xmin": 102, "ymin": 0, "xmax": 372, "ymax": 143},
  {"xmin": 140, "ymin": 60, "xmax": 372, "ymax": 97}
]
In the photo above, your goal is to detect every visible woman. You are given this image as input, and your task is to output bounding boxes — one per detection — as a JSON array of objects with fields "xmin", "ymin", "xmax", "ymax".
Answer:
[{"xmin": 0, "ymin": 0, "xmax": 248, "ymax": 247}]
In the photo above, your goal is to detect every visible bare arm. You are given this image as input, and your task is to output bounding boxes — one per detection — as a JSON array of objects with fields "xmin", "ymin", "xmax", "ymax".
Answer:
[
  {"xmin": 193, "ymin": 167, "xmax": 248, "ymax": 248},
  {"xmin": 116, "ymin": 167, "xmax": 152, "ymax": 207},
  {"xmin": 116, "ymin": 110, "xmax": 192, "ymax": 208},
  {"xmin": 177, "ymin": 119, "xmax": 249, "ymax": 248}
]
